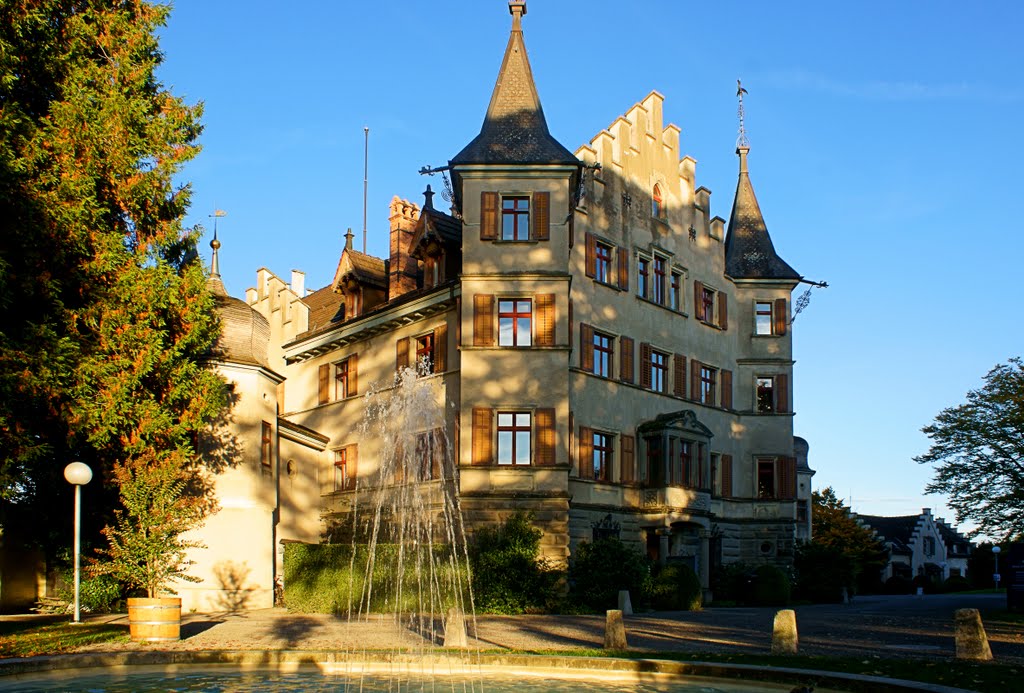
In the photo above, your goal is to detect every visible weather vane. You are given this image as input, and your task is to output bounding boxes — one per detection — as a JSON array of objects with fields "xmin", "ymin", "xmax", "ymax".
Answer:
[{"xmin": 736, "ymin": 79, "xmax": 749, "ymax": 148}]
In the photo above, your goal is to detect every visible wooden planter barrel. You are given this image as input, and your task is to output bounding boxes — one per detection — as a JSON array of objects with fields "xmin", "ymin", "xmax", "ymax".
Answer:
[{"xmin": 127, "ymin": 597, "xmax": 181, "ymax": 642}]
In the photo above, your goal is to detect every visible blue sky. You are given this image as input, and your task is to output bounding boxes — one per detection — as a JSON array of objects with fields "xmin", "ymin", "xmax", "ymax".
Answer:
[{"xmin": 157, "ymin": 1, "xmax": 1023, "ymax": 536}]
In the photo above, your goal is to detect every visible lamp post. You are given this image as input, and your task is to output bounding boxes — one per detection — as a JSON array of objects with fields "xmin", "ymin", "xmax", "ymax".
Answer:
[
  {"xmin": 63, "ymin": 462, "xmax": 93, "ymax": 623},
  {"xmin": 993, "ymin": 546, "xmax": 1002, "ymax": 590}
]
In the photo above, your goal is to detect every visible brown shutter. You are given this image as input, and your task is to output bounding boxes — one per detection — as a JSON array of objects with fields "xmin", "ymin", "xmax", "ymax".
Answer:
[
  {"xmin": 431, "ymin": 428, "xmax": 445, "ymax": 479},
  {"xmin": 533, "ymin": 192, "xmax": 550, "ymax": 240},
  {"xmin": 774, "ymin": 298, "xmax": 787, "ymax": 336},
  {"xmin": 621, "ymin": 434, "xmax": 635, "ymax": 483},
  {"xmin": 673, "ymin": 354, "xmax": 687, "ymax": 398},
  {"xmin": 536, "ymin": 294, "xmax": 555, "ymax": 346},
  {"xmin": 433, "ymin": 324, "xmax": 447, "ymax": 373},
  {"xmin": 721, "ymin": 454, "xmax": 733, "ymax": 497},
  {"xmin": 348, "ymin": 353, "xmax": 358, "ymax": 396},
  {"xmin": 578, "ymin": 426, "xmax": 593, "ymax": 478},
  {"xmin": 620, "ymin": 336, "xmax": 634, "ymax": 384},
  {"xmin": 585, "ymin": 233, "xmax": 596, "ymax": 278},
  {"xmin": 691, "ymin": 358, "xmax": 701, "ymax": 401},
  {"xmin": 721, "ymin": 369, "xmax": 733, "ymax": 409},
  {"xmin": 694, "ymin": 280, "xmax": 705, "ymax": 320},
  {"xmin": 535, "ymin": 408, "xmax": 556, "ymax": 465},
  {"xmin": 347, "ymin": 444, "xmax": 359, "ymax": 489},
  {"xmin": 480, "ymin": 191, "xmax": 498, "ymax": 240},
  {"xmin": 568, "ymin": 411, "xmax": 574, "ymax": 471},
  {"xmin": 639, "ymin": 342, "xmax": 652, "ymax": 389},
  {"xmin": 718, "ymin": 291, "xmax": 728, "ymax": 330},
  {"xmin": 776, "ymin": 373, "xmax": 789, "ymax": 413},
  {"xmin": 473, "ymin": 294, "xmax": 495, "ymax": 346},
  {"xmin": 779, "ymin": 456, "xmax": 797, "ymax": 499},
  {"xmin": 580, "ymin": 323, "xmax": 594, "ymax": 371},
  {"xmin": 471, "ymin": 407, "xmax": 493, "ymax": 465},
  {"xmin": 396, "ymin": 337, "xmax": 409, "ymax": 371},
  {"xmin": 617, "ymin": 247, "xmax": 630, "ymax": 291},
  {"xmin": 455, "ymin": 297, "xmax": 462, "ymax": 346},
  {"xmin": 318, "ymin": 364, "xmax": 330, "ymax": 405}
]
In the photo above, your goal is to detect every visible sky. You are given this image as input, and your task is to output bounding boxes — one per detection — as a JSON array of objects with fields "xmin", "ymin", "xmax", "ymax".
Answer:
[{"xmin": 156, "ymin": 1, "xmax": 1023, "ymax": 537}]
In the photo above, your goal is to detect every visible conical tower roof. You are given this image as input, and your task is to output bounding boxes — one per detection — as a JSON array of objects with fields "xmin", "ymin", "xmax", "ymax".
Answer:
[
  {"xmin": 724, "ymin": 147, "xmax": 800, "ymax": 280},
  {"xmin": 206, "ymin": 232, "xmax": 271, "ymax": 368},
  {"xmin": 450, "ymin": 1, "xmax": 578, "ymax": 166}
]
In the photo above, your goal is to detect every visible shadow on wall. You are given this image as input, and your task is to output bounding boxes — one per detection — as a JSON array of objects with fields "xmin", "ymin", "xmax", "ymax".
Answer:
[{"xmin": 213, "ymin": 560, "xmax": 256, "ymax": 613}]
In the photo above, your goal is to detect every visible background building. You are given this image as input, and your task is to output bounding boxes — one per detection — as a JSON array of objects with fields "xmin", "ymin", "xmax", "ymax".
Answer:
[{"xmin": 856, "ymin": 508, "xmax": 972, "ymax": 583}]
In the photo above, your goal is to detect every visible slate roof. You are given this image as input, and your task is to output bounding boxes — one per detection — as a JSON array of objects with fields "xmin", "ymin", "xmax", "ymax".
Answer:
[
  {"xmin": 450, "ymin": 3, "xmax": 578, "ymax": 167},
  {"xmin": 724, "ymin": 148, "xmax": 800, "ymax": 281},
  {"xmin": 410, "ymin": 190, "xmax": 463, "ymax": 257},
  {"xmin": 858, "ymin": 514, "xmax": 918, "ymax": 556},
  {"xmin": 342, "ymin": 250, "xmax": 387, "ymax": 289}
]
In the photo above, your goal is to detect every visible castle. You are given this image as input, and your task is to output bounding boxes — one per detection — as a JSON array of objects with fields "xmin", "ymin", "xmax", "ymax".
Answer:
[{"xmin": 184, "ymin": 1, "xmax": 814, "ymax": 612}]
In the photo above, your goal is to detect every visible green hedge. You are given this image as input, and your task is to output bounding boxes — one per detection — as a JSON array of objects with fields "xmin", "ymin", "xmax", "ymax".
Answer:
[
  {"xmin": 649, "ymin": 563, "xmax": 703, "ymax": 611},
  {"xmin": 283, "ymin": 543, "xmax": 470, "ymax": 614}
]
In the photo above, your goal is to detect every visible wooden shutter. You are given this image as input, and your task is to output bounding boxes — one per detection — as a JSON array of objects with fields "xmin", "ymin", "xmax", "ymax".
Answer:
[
  {"xmin": 690, "ymin": 358, "xmax": 701, "ymax": 401},
  {"xmin": 471, "ymin": 407, "xmax": 493, "ymax": 465},
  {"xmin": 396, "ymin": 337, "xmax": 409, "ymax": 371},
  {"xmin": 776, "ymin": 373, "xmax": 789, "ymax": 413},
  {"xmin": 585, "ymin": 233, "xmax": 596, "ymax": 277},
  {"xmin": 455, "ymin": 297, "xmax": 462, "ymax": 347},
  {"xmin": 639, "ymin": 342, "xmax": 652, "ymax": 389},
  {"xmin": 621, "ymin": 434, "xmax": 635, "ymax": 483},
  {"xmin": 718, "ymin": 292, "xmax": 728, "ymax": 330},
  {"xmin": 480, "ymin": 191, "xmax": 498, "ymax": 240},
  {"xmin": 431, "ymin": 428, "xmax": 445, "ymax": 479},
  {"xmin": 580, "ymin": 323, "xmax": 594, "ymax": 371},
  {"xmin": 774, "ymin": 298, "xmax": 787, "ymax": 336},
  {"xmin": 535, "ymin": 408, "xmax": 555, "ymax": 466},
  {"xmin": 721, "ymin": 369, "xmax": 733, "ymax": 409},
  {"xmin": 721, "ymin": 454, "xmax": 733, "ymax": 497},
  {"xmin": 568, "ymin": 411, "xmax": 574, "ymax": 471},
  {"xmin": 348, "ymin": 354, "xmax": 358, "ymax": 396},
  {"xmin": 473, "ymin": 294, "xmax": 495, "ymax": 346},
  {"xmin": 673, "ymin": 354, "xmax": 687, "ymax": 398},
  {"xmin": 536, "ymin": 293, "xmax": 555, "ymax": 346},
  {"xmin": 568, "ymin": 299, "xmax": 574, "ymax": 347},
  {"xmin": 620, "ymin": 336, "xmax": 634, "ymax": 384},
  {"xmin": 694, "ymin": 280, "xmax": 705, "ymax": 320},
  {"xmin": 318, "ymin": 364, "xmax": 330, "ymax": 405},
  {"xmin": 433, "ymin": 324, "xmax": 447, "ymax": 373},
  {"xmin": 779, "ymin": 456, "xmax": 797, "ymax": 499},
  {"xmin": 578, "ymin": 426, "xmax": 593, "ymax": 478},
  {"xmin": 533, "ymin": 192, "xmax": 550, "ymax": 240},
  {"xmin": 617, "ymin": 247, "xmax": 630, "ymax": 291},
  {"xmin": 347, "ymin": 444, "xmax": 359, "ymax": 489}
]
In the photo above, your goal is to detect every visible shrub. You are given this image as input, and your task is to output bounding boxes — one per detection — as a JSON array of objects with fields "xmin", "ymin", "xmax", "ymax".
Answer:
[
  {"xmin": 794, "ymin": 542, "xmax": 852, "ymax": 603},
  {"xmin": 648, "ymin": 563, "xmax": 702, "ymax": 611},
  {"xmin": 912, "ymin": 574, "xmax": 939, "ymax": 595},
  {"xmin": 750, "ymin": 564, "xmax": 791, "ymax": 606},
  {"xmin": 883, "ymin": 575, "xmax": 913, "ymax": 595},
  {"xmin": 941, "ymin": 575, "xmax": 971, "ymax": 593},
  {"xmin": 54, "ymin": 572, "xmax": 124, "ymax": 613},
  {"xmin": 711, "ymin": 562, "xmax": 757, "ymax": 604},
  {"xmin": 469, "ymin": 512, "xmax": 560, "ymax": 615},
  {"xmin": 570, "ymin": 538, "xmax": 650, "ymax": 612}
]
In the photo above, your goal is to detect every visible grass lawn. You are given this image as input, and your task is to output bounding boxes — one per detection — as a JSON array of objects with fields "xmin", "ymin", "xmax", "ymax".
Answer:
[{"xmin": 0, "ymin": 618, "xmax": 129, "ymax": 658}]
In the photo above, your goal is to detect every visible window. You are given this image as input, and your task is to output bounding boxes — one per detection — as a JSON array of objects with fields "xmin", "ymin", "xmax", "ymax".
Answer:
[
  {"xmin": 797, "ymin": 499, "xmax": 809, "ymax": 523},
  {"xmin": 334, "ymin": 447, "xmax": 356, "ymax": 491},
  {"xmin": 653, "ymin": 256, "xmax": 667, "ymax": 305},
  {"xmin": 701, "ymin": 287, "xmax": 716, "ymax": 323},
  {"xmin": 497, "ymin": 412, "xmax": 531, "ymax": 465},
  {"xmin": 644, "ymin": 436, "xmax": 663, "ymax": 486},
  {"xmin": 923, "ymin": 536, "xmax": 936, "ymax": 558},
  {"xmin": 755, "ymin": 302, "xmax": 773, "ymax": 335},
  {"xmin": 756, "ymin": 376, "xmax": 775, "ymax": 413},
  {"xmin": 592, "ymin": 432, "xmax": 613, "ymax": 481},
  {"xmin": 501, "ymin": 196, "xmax": 530, "ymax": 240},
  {"xmin": 650, "ymin": 349, "xmax": 668, "ymax": 393},
  {"xmin": 670, "ymin": 271, "xmax": 681, "ymax": 311},
  {"xmin": 261, "ymin": 422, "xmax": 273, "ymax": 468},
  {"xmin": 699, "ymin": 366, "xmax": 716, "ymax": 405},
  {"xmin": 593, "ymin": 330, "xmax": 612, "ymax": 377},
  {"xmin": 415, "ymin": 430, "xmax": 442, "ymax": 481},
  {"xmin": 638, "ymin": 257, "xmax": 650, "ymax": 299},
  {"xmin": 335, "ymin": 359, "xmax": 351, "ymax": 399},
  {"xmin": 595, "ymin": 241, "xmax": 612, "ymax": 283},
  {"xmin": 652, "ymin": 184, "xmax": 663, "ymax": 218},
  {"xmin": 415, "ymin": 333, "xmax": 435, "ymax": 374},
  {"xmin": 757, "ymin": 458, "xmax": 776, "ymax": 498},
  {"xmin": 498, "ymin": 299, "xmax": 532, "ymax": 346}
]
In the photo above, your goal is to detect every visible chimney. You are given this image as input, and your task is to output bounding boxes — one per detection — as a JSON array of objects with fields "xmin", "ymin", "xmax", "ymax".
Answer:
[
  {"xmin": 388, "ymin": 196, "xmax": 420, "ymax": 299},
  {"xmin": 290, "ymin": 270, "xmax": 305, "ymax": 297}
]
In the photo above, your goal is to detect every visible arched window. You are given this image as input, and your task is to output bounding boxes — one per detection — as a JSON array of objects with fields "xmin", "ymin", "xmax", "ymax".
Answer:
[{"xmin": 652, "ymin": 184, "xmax": 663, "ymax": 218}]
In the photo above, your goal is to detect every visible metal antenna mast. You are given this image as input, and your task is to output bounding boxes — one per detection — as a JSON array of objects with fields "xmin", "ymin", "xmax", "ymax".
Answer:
[
  {"xmin": 362, "ymin": 127, "xmax": 369, "ymax": 253},
  {"xmin": 736, "ymin": 79, "xmax": 749, "ymax": 148}
]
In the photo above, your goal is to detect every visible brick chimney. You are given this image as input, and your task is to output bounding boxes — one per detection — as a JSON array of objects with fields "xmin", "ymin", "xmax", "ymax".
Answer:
[{"xmin": 388, "ymin": 196, "xmax": 420, "ymax": 299}]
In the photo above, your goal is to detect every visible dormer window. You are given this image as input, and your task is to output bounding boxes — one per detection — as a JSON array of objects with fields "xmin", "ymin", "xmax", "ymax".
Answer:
[{"xmin": 652, "ymin": 184, "xmax": 663, "ymax": 218}]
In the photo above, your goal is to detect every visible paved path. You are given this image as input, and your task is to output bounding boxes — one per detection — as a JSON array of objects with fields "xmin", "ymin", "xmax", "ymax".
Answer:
[{"xmin": 61, "ymin": 593, "xmax": 1022, "ymax": 664}]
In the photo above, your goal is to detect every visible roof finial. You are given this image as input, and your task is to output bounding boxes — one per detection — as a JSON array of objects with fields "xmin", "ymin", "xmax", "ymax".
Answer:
[
  {"xmin": 344, "ymin": 227, "xmax": 354, "ymax": 251},
  {"xmin": 208, "ymin": 209, "xmax": 227, "ymax": 278},
  {"xmin": 423, "ymin": 184, "xmax": 435, "ymax": 211},
  {"xmin": 509, "ymin": 0, "xmax": 526, "ymax": 31},
  {"xmin": 736, "ymin": 79, "xmax": 750, "ymax": 149}
]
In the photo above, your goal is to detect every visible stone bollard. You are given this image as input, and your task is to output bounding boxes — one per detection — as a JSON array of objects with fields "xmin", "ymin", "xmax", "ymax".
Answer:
[
  {"xmin": 604, "ymin": 609, "xmax": 628, "ymax": 649},
  {"xmin": 443, "ymin": 607, "xmax": 468, "ymax": 648},
  {"xmin": 618, "ymin": 589, "xmax": 633, "ymax": 615},
  {"xmin": 771, "ymin": 609, "xmax": 798, "ymax": 655},
  {"xmin": 954, "ymin": 608, "xmax": 992, "ymax": 661}
]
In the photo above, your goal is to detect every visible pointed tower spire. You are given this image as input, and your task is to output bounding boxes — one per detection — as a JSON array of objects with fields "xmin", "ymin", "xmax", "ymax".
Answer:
[
  {"xmin": 724, "ymin": 84, "xmax": 799, "ymax": 281},
  {"xmin": 450, "ymin": 1, "xmax": 577, "ymax": 166},
  {"xmin": 207, "ymin": 211, "xmax": 228, "ymax": 296}
]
